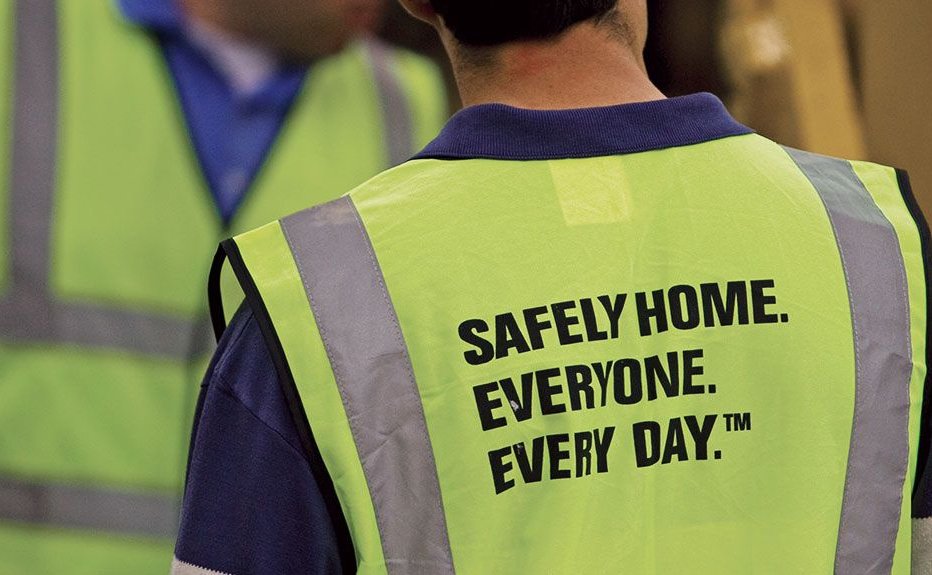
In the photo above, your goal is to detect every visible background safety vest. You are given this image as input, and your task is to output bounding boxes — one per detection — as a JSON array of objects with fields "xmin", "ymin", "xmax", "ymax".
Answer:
[
  {"xmin": 222, "ymin": 131, "xmax": 928, "ymax": 573},
  {"xmin": 0, "ymin": 1, "xmax": 446, "ymax": 573}
]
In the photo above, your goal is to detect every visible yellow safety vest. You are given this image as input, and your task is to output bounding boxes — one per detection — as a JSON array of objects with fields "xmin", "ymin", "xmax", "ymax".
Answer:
[
  {"xmin": 222, "ymin": 98, "xmax": 928, "ymax": 573},
  {"xmin": 0, "ymin": 0, "xmax": 446, "ymax": 572}
]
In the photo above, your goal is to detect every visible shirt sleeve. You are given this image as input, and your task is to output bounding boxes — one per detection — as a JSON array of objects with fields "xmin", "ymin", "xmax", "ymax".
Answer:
[{"xmin": 173, "ymin": 304, "xmax": 345, "ymax": 575}]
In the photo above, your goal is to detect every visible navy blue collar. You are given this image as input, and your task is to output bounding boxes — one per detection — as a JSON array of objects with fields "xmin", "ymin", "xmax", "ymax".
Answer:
[{"xmin": 414, "ymin": 93, "xmax": 752, "ymax": 161}]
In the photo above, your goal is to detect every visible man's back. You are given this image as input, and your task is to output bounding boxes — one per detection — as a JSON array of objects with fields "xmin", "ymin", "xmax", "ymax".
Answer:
[{"xmin": 221, "ymin": 94, "xmax": 927, "ymax": 573}]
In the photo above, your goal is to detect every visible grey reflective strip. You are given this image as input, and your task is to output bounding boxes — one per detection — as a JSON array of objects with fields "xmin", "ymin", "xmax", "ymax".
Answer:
[
  {"xmin": 1, "ymin": 0, "xmax": 210, "ymax": 360},
  {"xmin": 786, "ymin": 148, "xmax": 912, "ymax": 574},
  {"xmin": 0, "ymin": 299, "xmax": 212, "ymax": 358},
  {"xmin": 10, "ymin": 0, "xmax": 57, "ymax": 295},
  {"xmin": 0, "ymin": 475, "xmax": 178, "ymax": 539},
  {"xmin": 364, "ymin": 39, "xmax": 414, "ymax": 167},
  {"xmin": 281, "ymin": 197, "xmax": 455, "ymax": 574},
  {"xmin": 915, "ymin": 518, "xmax": 932, "ymax": 575},
  {"xmin": 172, "ymin": 557, "xmax": 234, "ymax": 575}
]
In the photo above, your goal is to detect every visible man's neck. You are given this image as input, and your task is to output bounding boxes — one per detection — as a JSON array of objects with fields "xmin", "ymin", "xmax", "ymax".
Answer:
[{"xmin": 451, "ymin": 23, "xmax": 665, "ymax": 110}]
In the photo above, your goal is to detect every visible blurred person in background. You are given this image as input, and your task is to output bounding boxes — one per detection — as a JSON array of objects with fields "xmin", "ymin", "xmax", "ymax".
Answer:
[
  {"xmin": 0, "ymin": 0, "xmax": 446, "ymax": 573},
  {"xmin": 180, "ymin": 0, "xmax": 931, "ymax": 573}
]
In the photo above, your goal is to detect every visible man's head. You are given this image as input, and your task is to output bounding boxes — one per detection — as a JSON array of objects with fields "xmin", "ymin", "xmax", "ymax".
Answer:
[
  {"xmin": 181, "ymin": 0, "xmax": 384, "ymax": 61},
  {"xmin": 399, "ymin": 0, "xmax": 647, "ymax": 54},
  {"xmin": 398, "ymin": 0, "xmax": 655, "ymax": 108},
  {"xmin": 429, "ymin": 0, "xmax": 616, "ymax": 46}
]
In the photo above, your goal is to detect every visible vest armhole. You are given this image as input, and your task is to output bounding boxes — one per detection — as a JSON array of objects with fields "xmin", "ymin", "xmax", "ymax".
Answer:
[
  {"xmin": 207, "ymin": 244, "xmax": 229, "ymax": 342},
  {"xmin": 895, "ymin": 169, "xmax": 932, "ymax": 502},
  {"xmin": 220, "ymin": 238, "xmax": 357, "ymax": 574}
]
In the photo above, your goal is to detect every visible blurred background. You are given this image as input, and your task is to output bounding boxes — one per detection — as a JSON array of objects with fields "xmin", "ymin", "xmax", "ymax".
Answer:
[
  {"xmin": 2, "ymin": 1, "xmax": 929, "ymax": 573},
  {"xmin": 381, "ymin": 0, "xmax": 932, "ymax": 217}
]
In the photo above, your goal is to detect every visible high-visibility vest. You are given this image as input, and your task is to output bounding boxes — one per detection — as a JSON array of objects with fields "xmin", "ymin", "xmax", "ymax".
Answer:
[
  {"xmin": 221, "ymin": 122, "xmax": 928, "ymax": 573},
  {"xmin": 0, "ymin": 0, "xmax": 446, "ymax": 572}
]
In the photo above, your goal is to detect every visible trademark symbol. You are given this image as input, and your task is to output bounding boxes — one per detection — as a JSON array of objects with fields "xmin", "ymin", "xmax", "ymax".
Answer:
[{"xmin": 724, "ymin": 412, "xmax": 752, "ymax": 432}]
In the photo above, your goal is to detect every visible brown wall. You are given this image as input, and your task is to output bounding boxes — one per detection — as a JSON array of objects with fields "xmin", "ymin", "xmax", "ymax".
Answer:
[{"xmin": 855, "ymin": 0, "xmax": 932, "ymax": 218}]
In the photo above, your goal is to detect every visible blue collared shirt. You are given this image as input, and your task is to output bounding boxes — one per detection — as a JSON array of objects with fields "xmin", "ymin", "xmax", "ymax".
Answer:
[
  {"xmin": 176, "ymin": 94, "xmax": 932, "ymax": 574},
  {"xmin": 119, "ymin": 0, "xmax": 307, "ymax": 224}
]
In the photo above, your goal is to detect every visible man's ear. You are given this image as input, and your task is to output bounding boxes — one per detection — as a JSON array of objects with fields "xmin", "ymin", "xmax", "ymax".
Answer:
[{"xmin": 397, "ymin": 0, "xmax": 440, "ymax": 25}]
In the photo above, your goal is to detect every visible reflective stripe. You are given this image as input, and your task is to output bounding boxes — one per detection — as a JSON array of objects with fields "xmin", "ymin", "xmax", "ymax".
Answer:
[
  {"xmin": 786, "ymin": 148, "xmax": 912, "ymax": 574},
  {"xmin": 364, "ymin": 39, "xmax": 414, "ymax": 167},
  {"xmin": 172, "ymin": 557, "xmax": 234, "ymax": 575},
  {"xmin": 0, "ymin": 298, "xmax": 211, "ymax": 358},
  {"xmin": 1, "ymin": 0, "xmax": 210, "ymax": 360},
  {"xmin": 9, "ymin": 0, "xmax": 57, "ymax": 295},
  {"xmin": 280, "ymin": 197, "xmax": 455, "ymax": 574},
  {"xmin": 0, "ymin": 475, "xmax": 178, "ymax": 539},
  {"xmin": 915, "ymin": 518, "xmax": 932, "ymax": 575}
]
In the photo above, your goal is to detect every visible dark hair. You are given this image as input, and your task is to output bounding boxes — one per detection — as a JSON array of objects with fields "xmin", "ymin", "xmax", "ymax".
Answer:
[{"xmin": 429, "ymin": 0, "xmax": 619, "ymax": 46}]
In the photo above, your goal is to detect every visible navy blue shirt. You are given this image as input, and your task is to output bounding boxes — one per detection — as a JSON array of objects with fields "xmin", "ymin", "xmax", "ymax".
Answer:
[
  {"xmin": 120, "ymin": 0, "xmax": 307, "ymax": 223},
  {"xmin": 177, "ymin": 94, "xmax": 932, "ymax": 574},
  {"xmin": 177, "ymin": 305, "xmax": 343, "ymax": 574}
]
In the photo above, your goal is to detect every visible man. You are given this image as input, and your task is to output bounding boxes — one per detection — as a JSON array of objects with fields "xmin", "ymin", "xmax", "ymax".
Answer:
[
  {"xmin": 0, "ymin": 0, "xmax": 445, "ymax": 573},
  {"xmin": 188, "ymin": 0, "xmax": 931, "ymax": 573}
]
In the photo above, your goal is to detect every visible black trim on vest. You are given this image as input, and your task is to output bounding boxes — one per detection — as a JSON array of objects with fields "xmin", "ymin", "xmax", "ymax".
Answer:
[
  {"xmin": 207, "ymin": 244, "xmax": 229, "ymax": 342},
  {"xmin": 218, "ymin": 239, "xmax": 357, "ymax": 574},
  {"xmin": 895, "ymin": 169, "xmax": 932, "ymax": 502}
]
